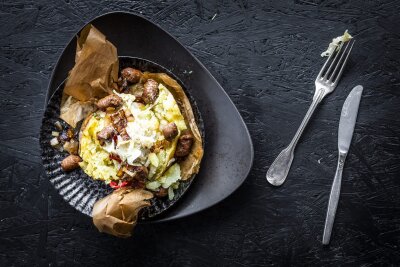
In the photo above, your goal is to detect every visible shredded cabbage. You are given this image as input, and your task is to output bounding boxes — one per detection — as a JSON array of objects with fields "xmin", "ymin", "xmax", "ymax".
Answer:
[
  {"xmin": 321, "ymin": 30, "xmax": 352, "ymax": 57},
  {"xmin": 146, "ymin": 181, "xmax": 161, "ymax": 190},
  {"xmin": 168, "ymin": 187, "xmax": 175, "ymax": 200},
  {"xmin": 148, "ymin": 153, "xmax": 159, "ymax": 167},
  {"xmin": 159, "ymin": 163, "xmax": 181, "ymax": 189}
]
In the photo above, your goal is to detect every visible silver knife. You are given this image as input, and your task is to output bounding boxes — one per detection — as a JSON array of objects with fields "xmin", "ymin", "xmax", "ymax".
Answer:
[{"xmin": 322, "ymin": 85, "xmax": 363, "ymax": 245}]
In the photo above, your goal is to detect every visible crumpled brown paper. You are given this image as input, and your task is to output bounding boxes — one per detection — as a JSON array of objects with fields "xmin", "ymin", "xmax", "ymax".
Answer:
[
  {"xmin": 60, "ymin": 24, "xmax": 119, "ymax": 127},
  {"xmin": 60, "ymin": 96, "xmax": 95, "ymax": 128},
  {"xmin": 92, "ymin": 188, "xmax": 153, "ymax": 238}
]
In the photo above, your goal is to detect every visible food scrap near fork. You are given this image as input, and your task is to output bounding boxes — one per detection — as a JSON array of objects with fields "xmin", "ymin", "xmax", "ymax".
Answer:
[{"xmin": 321, "ymin": 30, "xmax": 353, "ymax": 57}]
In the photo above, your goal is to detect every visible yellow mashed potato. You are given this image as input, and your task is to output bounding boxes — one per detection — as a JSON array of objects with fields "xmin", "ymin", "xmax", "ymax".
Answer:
[{"xmin": 79, "ymin": 83, "xmax": 187, "ymax": 188}]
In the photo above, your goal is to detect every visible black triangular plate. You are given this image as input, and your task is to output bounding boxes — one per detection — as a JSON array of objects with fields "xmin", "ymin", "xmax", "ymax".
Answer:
[{"xmin": 42, "ymin": 11, "xmax": 253, "ymax": 222}]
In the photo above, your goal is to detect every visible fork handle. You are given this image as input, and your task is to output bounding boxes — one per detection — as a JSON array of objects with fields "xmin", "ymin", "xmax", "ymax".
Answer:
[
  {"xmin": 266, "ymin": 89, "xmax": 325, "ymax": 186},
  {"xmin": 322, "ymin": 152, "xmax": 347, "ymax": 245}
]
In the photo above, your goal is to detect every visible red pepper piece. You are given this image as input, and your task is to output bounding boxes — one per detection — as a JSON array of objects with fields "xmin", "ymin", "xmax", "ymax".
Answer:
[
  {"xmin": 120, "ymin": 181, "xmax": 130, "ymax": 187},
  {"xmin": 109, "ymin": 181, "xmax": 119, "ymax": 189},
  {"xmin": 109, "ymin": 180, "xmax": 131, "ymax": 189}
]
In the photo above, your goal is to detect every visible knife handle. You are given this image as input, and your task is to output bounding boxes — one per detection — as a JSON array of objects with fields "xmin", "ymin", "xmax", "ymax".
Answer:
[{"xmin": 322, "ymin": 152, "xmax": 347, "ymax": 245}]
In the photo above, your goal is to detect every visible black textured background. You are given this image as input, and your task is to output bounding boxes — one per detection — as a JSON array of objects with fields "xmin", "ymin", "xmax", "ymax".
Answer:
[{"xmin": 1, "ymin": 0, "xmax": 400, "ymax": 266}]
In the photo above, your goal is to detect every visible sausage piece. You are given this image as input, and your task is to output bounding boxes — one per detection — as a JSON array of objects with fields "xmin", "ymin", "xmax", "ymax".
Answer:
[
  {"xmin": 155, "ymin": 188, "xmax": 168, "ymax": 198},
  {"xmin": 174, "ymin": 131, "xmax": 194, "ymax": 157},
  {"xmin": 121, "ymin": 68, "xmax": 142, "ymax": 83},
  {"xmin": 142, "ymin": 79, "xmax": 159, "ymax": 104},
  {"xmin": 132, "ymin": 165, "xmax": 149, "ymax": 181},
  {"xmin": 162, "ymin": 122, "xmax": 178, "ymax": 141},
  {"xmin": 96, "ymin": 94, "xmax": 122, "ymax": 110},
  {"xmin": 96, "ymin": 125, "xmax": 115, "ymax": 145},
  {"xmin": 124, "ymin": 165, "xmax": 148, "ymax": 181},
  {"xmin": 61, "ymin": 155, "xmax": 82, "ymax": 172}
]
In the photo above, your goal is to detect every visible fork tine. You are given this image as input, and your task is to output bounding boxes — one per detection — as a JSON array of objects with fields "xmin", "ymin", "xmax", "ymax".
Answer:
[
  {"xmin": 331, "ymin": 40, "xmax": 355, "ymax": 85},
  {"xmin": 316, "ymin": 47, "xmax": 336, "ymax": 80},
  {"xmin": 328, "ymin": 39, "xmax": 352, "ymax": 82},
  {"xmin": 323, "ymin": 41, "xmax": 344, "ymax": 79}
]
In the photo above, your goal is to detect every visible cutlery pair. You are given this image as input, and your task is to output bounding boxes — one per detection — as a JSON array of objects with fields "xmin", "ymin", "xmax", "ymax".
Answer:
[{"xmin": 265, "ymin": 39, "xmax": 363, "ymax": 244}]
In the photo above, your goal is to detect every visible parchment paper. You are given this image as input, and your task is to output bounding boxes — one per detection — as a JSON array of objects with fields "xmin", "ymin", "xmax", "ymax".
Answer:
[
  {"xmin": 92, "ymin": 188, "xmax": 153, "ymax": 238},
  {"xmin": 60, "ymin": 24, "xmax": 118, "ymax": 127}
]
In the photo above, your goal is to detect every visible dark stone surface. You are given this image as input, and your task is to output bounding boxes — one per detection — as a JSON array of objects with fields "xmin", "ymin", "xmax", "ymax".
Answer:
[{"xmin": 1, "ymin": 0, "xmax": 399, "ymax": 266}]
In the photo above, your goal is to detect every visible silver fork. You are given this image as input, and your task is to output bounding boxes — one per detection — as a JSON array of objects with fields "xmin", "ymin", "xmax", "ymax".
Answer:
[{"xmin": 266, "ymin": 39, "xmax": 355, "ymax": 186}]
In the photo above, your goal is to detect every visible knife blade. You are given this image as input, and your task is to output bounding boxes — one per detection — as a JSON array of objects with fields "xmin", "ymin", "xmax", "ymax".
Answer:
[
  {"xmin": 322, "ymin": 85, "xmax": 363, "ymax": 245},
  {"xmin": 338, "ymin": 85, "xmax": 363, "ymax": 154}
]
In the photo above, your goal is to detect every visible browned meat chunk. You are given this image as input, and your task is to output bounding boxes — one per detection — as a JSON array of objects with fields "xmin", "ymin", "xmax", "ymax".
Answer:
[
  {"xmin": 155, "ymin": 188, "xmax": 168, "ymax": 198},
  {"xmin": 119, "ymin": 128, "xmax": 131, "ymax": 141},
  {"xmin": 162, "ymin": 122, "xmax": 178, "ymax": 141},
  {"xmin": 131, "ymin": 179, "xmax": 146, "ymax": 189},
  {"xmin": 96, "ymin": 94, "xmax": 122, "ymax": 110},
  {"xmin": 67, "ymin": 128, "xmax": 74, "ymax": 139},
  {"xmin": 58, "ymin": 128, "xmax": 74, "ymax": 142},
  {"xmin": 150, "ymin": 139, "xmax": 169, "ymax": 153},
  {"xmin": 110, "ymin": 109, "xmax": 127, "ymax": 133},
  {"xmin": 123, "ymin": 165, "xmax": 148, "ymax": 182},
  {"xmin": 121, "ymin": 68, "xmax": 143, "ymax": 83},
  {"xmin": 132, "ymin": 83, "xmax": 144, "ymax": 99},
  {"xmin": 124, "ymin": 109, "xmax": 134, "ymax": 122},
  {"xmin": 132, "ymin": 165, "xmax": 149, "ymax": 181},
  {"xmin": 63, "ymin": 139, "xmax": 79, "ymax": 155},
  {"xmin": 109, "ymin": 153, "xmax": 122, "ymax": 163},
  {"xmin": 96, "ymin": 125, "xmax": 115, "ymax": 145},
  {"xmin": 142, "ymin": 79, "xmax": 159, "ymax": 104},
  {"xmin": 58, "ymin": 131, "xmax": 70, "ymax": 142},
  {"xmin": 108, "ymin": 110, "xmax": 130, "ymax": 140},
  {"xmin": 117, "ymin": 76, "xmax": 128, "ymax": 92},
  {"xmin": 61, "ymin": 155, "xmax": 82, "ymax": 172},
  {"xmin": 175, "ymin": 131, "xmax": 194, "ymax": 157}
]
